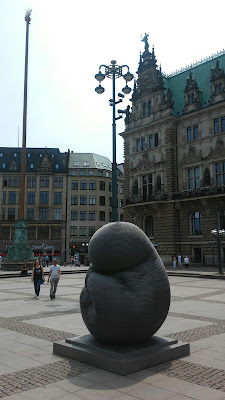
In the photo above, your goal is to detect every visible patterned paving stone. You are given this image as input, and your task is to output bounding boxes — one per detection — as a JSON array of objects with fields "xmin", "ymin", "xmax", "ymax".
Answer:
[
  {"xmin": 0, "ymin": 359, "xmax": 96, "ymax": 398},
  {"xmin": 150, "ymin": 359, "xmax": 225, "ymax": 392}
]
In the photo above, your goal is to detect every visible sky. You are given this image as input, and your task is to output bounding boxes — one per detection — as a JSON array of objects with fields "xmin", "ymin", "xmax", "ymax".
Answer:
[{"xmin": 1, "ymin": 0, "xmax": 225, "ymax": 164}]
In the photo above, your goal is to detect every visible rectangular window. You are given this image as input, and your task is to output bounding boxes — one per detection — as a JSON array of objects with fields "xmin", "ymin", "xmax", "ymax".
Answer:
[
  {"xmin": 136, "ymin": 139, "xmax": 141, "ymax": 152},
  {"xmin": 188, "ymin": 167, "xmax": 200, "ymax": 189},
  {"xmin": 54, "ymin": 192, "xmax": 62, "ymax": 204},
  {"xmin": 27, "ymin": 192, "xmax": 35, "ymax": 204},
  {"xmin": 109, "ymin": 182, "xmax": 112, "ymax": 192},
  {"xmin": 8, "ymin": 208, "xmax": 16, "ymax": 220},
  {"xmin": 193, "ymin": 125, "xmax": 198, "ymax": 140},
  {"xmin": 89, "ymin": 180, "xmax": 96, "ymax": 190},
  {"xmin": 27, "ymin": 176, "xmax": 36, "ymax": 187},
  {"xmin": 71, "ymin": 211, "xmax": 77, "ymax": 220},
  {"xmin": 99, "ymin": 211, "xmax": 105, "ymax": 221},
  {"xmin": 141, "ymin": 137, "xmax": 145, "ymax": 151},
  {"xmin": 40, "ymin": 191, "xmax": 49, "ymax": 204},
  {"xmin": 79, "ymin": 169, "xmax": 86, "ymax": 176},
  {"xmin": 99, "ymin": 196, "xmax": 105, "ymax": 206},
  {"xmin": 8, "ymin": 191, "xmax": 16, "ymax": 204},
  {"xmin": 71, "ymin": 226, "xmax": 77, "ymax": 236},
  {"xmin": 88, "ymin": 170, "xmax": 94, "ymax": 176},
  {"xmin": 149, "ymin": 135, "xmax": 153, "ymax": 149},
  {"xmin": 80, "ymin": 211, "xmax": 86, "ymax": 220},
  {"xmin": 154, "ymin": 133, "xmax": 159, "ymax": 147},
  {"xmin": 222, "ymin": 117, "xmax": 225, "ymax": 133},
  {"xmin": 80, "ymin": 226, "xmax": 86, "ymax": 236},
  {"xmin": 3, "ymin": 191, "xmax": 6, "ymax": 204},
  {"xmin": 80, "ymin": 196, "xmax": 87, "ymax": 205},
  {"xmin": 100, "ymin": 181, "xmax": 105, "ymax": 190},
  {"xmin": 39, "ymin": 208, "xmax": 48, "ymax": 220},
  {"xmin": 89, "ymin": 211, "xmax": 95, "ymax": 220},
  {"xmin": 54, "ymin": 177, "xmax": 63, "ymax": 188},
  {"xmin": 214, "ymin": 118, "xmax": 220, "ymax": 134},
  {"xmin": 54, "ymin": 208, "xmax": 62, "ymax": 220},
  {"xmin": 109, "ymin": 197, "xmax": 112, "ymax": 206},
  {"xmin": 215, "ymin": 162, "xmax": 225, "ymax": 185},
  {"xmin": 3, "ymin": 176, "xmax": 8, "ymax": 187},
  {"xmin": 80, "ymin": 180, "xmax": 87, "ymax": 190},
  {"xmin": 142, "ymin": 174, "xmax": 152, "ymax": 201},
  {"xmin": 27, "ymin": 208, "xmax": 34, "ymax": 220},
  {"xmin": 40, "ymin": 176, "xmax": 49, "ymax": 187},
  {"xmin": 98, "ymin": 170, "xmax": 103, "ymax": 176},
  {"xmin": 71, "ymin": 195, "xmax": 78, "ymax": 205},
  {"xmin": 89, "ymin": 195, "xmax": 95, "ymax": 205},
  {"xmin": 120, "ymin": 185, "xmax": 124, "ymax": 194},
  {"xmin": 8, "ymin": 177, "xmax": 13, "ymax": 187},
  {"xmin": 13, "ymin": 176, "xmax": 18, "ymax": 187},
  {"xmin": 187, "ymin": 127, "xmax": 192, "ymax": 142},
  {"xmin": 71, "ymin": 180, "xmax": 78, "ymax": 190},
  {"xmin": 89, "ymin": 226, "xmax": 95, "ymax": 236}
]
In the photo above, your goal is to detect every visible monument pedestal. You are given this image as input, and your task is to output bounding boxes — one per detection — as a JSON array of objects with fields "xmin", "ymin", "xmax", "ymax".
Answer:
[{"xmin": 53, "ymin": 334, "xmax": 190, "ymax": 376}]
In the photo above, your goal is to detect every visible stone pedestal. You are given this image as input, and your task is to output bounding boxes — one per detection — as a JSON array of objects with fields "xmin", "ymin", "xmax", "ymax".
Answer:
[
  {"xmin": 53, "ymin": 334, "xmax": 190, "ymax": 376},
  {"xmin": 1, "ymin": 217, "xmax": 35, "ymax": 271}
]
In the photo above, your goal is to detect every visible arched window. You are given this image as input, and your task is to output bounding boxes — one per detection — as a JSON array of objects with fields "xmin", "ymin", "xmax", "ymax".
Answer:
[
  {"xmin": 203, "ymin": 168, "xmax": 210, "ymax": 186},
  {"xmin": 191, "ymin": 212, "xmax": 202, "ymax": 235},
  {"xmin": 2, "ymin": 163, "xmax": 6, "ymax": 168},
  {"xmin": 133, "ymin": 180, "xmax": 138, "ymax": 196},
  {"xmin": 144, "ymin": 215, "xmax": 153, "ymax": 237},
  {"xmin": 220, "ymin": 210, "xmax": 225, "ymax": 229}
]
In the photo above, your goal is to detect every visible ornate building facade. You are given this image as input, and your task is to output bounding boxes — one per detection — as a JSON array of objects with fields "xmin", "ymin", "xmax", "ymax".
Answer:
[
  {"xmin": 122, "ymin": 36, "xmax": 225, "ymax": 263},
  {"xmin": 0, "ymin": 148, "xmax": 124, "ymax": 264}
]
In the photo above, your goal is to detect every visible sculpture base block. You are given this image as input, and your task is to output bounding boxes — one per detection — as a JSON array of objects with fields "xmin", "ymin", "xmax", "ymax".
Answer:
[
  {"xmin": 1, "ymin": 260, "xmax": 34, "ymax": 271},
  {"xmin": 53, "ymin": 334, "xmax": 190, "ymax": 376}
]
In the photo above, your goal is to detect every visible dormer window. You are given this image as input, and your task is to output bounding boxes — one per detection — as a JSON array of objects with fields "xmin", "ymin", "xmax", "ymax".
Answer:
[
  {"xmin": 0, "ymin": 153, "xmax": 3, "ymax": 157},
  {"xmin": 55, "ymin": 164, "xmax": 59, "ymax": 169},
  {"xmin": 52, "ymin": 154, "xmax": 55, "ymax": 158},
  {"xmin": 40, "ymin": 154, "xmax": 42, "ymax": 158},
  {"xmin": 30, "ymin": 164, "xmax": 34, "ymax": 168},
  {"xmin": 14, "ymin": 153, "xmax": 17, "ymax": 158},
  {"xmin": 2, "ymin": 163, "xmax": 6, "ymax": 168},
  {"xmin": 27, "ymin": 153, "xmax": 30, "ymax": 157}
]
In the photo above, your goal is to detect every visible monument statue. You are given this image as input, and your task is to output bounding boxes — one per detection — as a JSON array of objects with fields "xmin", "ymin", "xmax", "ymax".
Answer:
[{"xmin": 80, "ymin": 222, "xmax": 170, "ymax": 345}]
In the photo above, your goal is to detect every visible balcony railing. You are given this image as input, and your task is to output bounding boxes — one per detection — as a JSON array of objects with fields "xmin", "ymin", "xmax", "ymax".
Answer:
[
  {"xmin": 173, "ymin": 185, "xmax": 225, "ymax": 200},
  {"xmin": 125, "ymin": 193, "xmax": 167, "ymax": 205}
]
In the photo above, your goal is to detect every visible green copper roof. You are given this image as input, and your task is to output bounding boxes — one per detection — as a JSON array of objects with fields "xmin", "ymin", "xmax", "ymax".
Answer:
[{"xmin": 164, "ymin": 52, "xmax": 225, "ymax": 116}]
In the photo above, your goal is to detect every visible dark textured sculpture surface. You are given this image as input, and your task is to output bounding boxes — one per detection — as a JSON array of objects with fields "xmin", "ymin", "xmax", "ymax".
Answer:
[{"xmin": 80, "ymin": 222, "xmax": 170, "ymax": 345}]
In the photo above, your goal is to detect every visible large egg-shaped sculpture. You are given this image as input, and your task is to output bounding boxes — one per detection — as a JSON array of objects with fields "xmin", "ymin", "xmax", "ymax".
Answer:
[{"xmin": 80, "ymin": 222, "xmax": 170, "ymax": 345}]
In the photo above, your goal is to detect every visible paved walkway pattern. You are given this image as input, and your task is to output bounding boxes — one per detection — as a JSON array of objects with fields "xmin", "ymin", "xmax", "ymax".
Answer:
[{"xmin": 1, "ymin": 275, "xmax": 225, "ymax": 399}]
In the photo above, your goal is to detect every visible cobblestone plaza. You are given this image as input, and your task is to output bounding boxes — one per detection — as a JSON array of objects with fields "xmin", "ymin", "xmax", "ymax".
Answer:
[{"xmin": 1, "ymin": 273, "xmax": 225, "ymax": 399}]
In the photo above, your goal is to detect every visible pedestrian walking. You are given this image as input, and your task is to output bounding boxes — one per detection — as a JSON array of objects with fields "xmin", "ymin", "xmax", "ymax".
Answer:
[
  {"xmin": 70, "ymin": 256, "xmax": 74, "ymax": 266},
  {"xmin": 45, "ymin": 255, "xmax": 49, "ymax": 267},
  {"xmin": 184, "ymin": 256, "xmax": 189, "ymax": 270},
  {"xmin": 172, "ymin": 256, "xmax": 177, "ymax": 269},
  {"xmin": 177, "ymin": 255, "xmax": 182, "ymax": 268},
  {"xmin": 47, "ymin": 259, "xmax": 61, "ymax": 299},
  {"xmin": 31, "ymin": 259, "xmax": 45, "ymax": 299}
]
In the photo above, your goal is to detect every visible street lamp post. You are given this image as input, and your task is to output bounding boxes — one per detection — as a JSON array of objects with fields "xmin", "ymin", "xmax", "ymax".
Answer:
[
  {"xmin": 211, "ymin": 229, "xmax": 225, "ymax": 273},
  {"xmin": 95, "ymin": 61, "xmax": 133, "ymax": 222}
]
